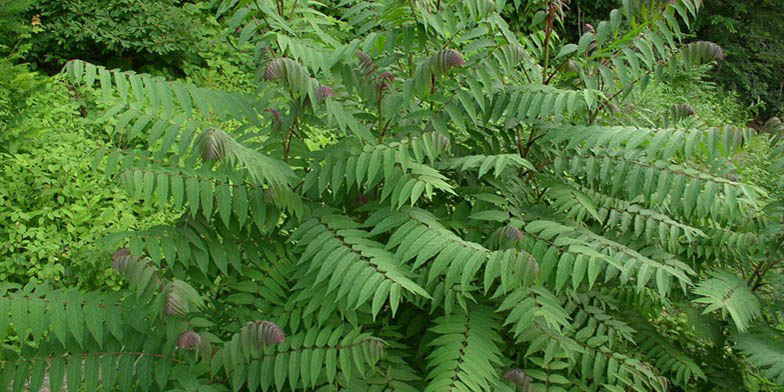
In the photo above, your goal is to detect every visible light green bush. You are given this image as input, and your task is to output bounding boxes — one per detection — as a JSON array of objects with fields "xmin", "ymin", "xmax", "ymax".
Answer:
[{"xmin": 0, "ymin": 76, "xmax": 170, "ymax": 288}]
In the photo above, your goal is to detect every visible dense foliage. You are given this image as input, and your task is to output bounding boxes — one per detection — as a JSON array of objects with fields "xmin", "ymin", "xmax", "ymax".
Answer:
[
  {"xmin": 565, "ymin": 0, "xmax": 784, "ymax": 119},
  {"xmin": 693, "ymin": 0, "xmax": 784, "ymax": 120},
  {"xmin": 0, "ymin": 0, "xmax": 38, "ymax": 152},
  {"xmin": 0, "ymin": 76, "xmax": 170, "ymax": 288},
  {"xmin": 2, "ymin": 0, "xmax": 784, "ymax": 391},
  {"xmin": 27, "ymin": 0, "xmax": 209, "ymax": 72}
]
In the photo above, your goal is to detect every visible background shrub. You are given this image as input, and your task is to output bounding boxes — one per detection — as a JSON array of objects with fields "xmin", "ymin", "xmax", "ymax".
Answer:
[
  {"xmin": 0, "ymin": 75, "xmax": 170, "ymax": 288},
  {"xmin": 563, "ymin": 0, "xmax": 784, "ymax": 120},
  {"xmin": 694, "ymin": 0, "xmax": 784, "ymax": 120},
  {"xmin": 0, "ymin": 0, "xmax": 34, "ymax": 60},
  {"xmin": 28, "ymin": 0, "xmax": 210, "ymax": 73}
]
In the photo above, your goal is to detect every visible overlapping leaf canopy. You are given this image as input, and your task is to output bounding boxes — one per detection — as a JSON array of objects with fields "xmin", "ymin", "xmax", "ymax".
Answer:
[{"xmin": 3, "ymin": 0, "xmax": 783, "ymax": 391}]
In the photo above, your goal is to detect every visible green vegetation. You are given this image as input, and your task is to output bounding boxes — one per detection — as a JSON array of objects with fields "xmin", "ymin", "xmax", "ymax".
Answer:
[
  {"xmin": 568, "ymin": 0, "xmax": 784, "ymax": 120},
  {"xmin": 28, "ymin": 0, "xmax": 210, "ymax": 73},
  {"xmin": 0, "ymin": 75, "xmax": 170, "ymax": 288},
  {"xmin": 694, "ymin": 0, "xmax": 784, "ymax": 120},
  {"xmin": 1, "ymin": 0, "xmax": 783, "ymax": 391}
]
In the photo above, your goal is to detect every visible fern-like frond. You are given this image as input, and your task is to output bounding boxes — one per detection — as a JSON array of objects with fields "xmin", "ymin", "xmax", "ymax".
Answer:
[
  {"xmin": 45, "ymin": 1, "xmax": 784, "ymax": 390},
  {"xmin": 303, "ymin": 133, "xmax": 453, "ymax": 206},
  {"xmin": 556, "ymin": 148, "xmax": 763, "ymax": 225},
  {"xmin": 566, "ymin": 293, "xmax": 636, "ymax": 349},
  {"xmin": 289, "ymin": 210, "xmax": 430, "ymax": 318},
  {"xmin": 0, "ymin": 286, "xmax": 127, "ymax": 349},
  {"xmin": 734, "ymin": 326, "xmax": 784, "ymax": 385},
  {"xmin": 688, "ymin": 226, "xmax": 767, "ymax": 262},
  {"xmin": 514, "ymin": 219, "xmax": 693, "ymax": 295},
  {"xmin": 626, "ymin": 313, "xmax": 706, "ymax": 387},
  {"xmin": 424, "ymin": 305, "xmax": 503, "ymax": 392},
  {"xmin": 98, "ymin": 105, "xmax": 294, "ymax": 187},
  {"xmin": 693, "ymin": 270, "xmax": 761, "ymax": 332},
  {"xmin": 540, "ymin": 123, "xmax": 750, "ymax": 161},
  {"xmin": 479, "ymin": 87, "xmax": 603, "ymax": 124},
  {"xmin": 439, "ymin": 154, "xmax": 533, "ymax": 178},
  {"xmin": 564, "ymin": 0, "xmax": 703, "ymax": 106},
  {"xmin": 217, "ymin": 325, "xmax": 385, "ymax": 391},
  {"xmin": 516, "ymin": 294, "xmax": 669, "ymax": 391},
  {"xmin": 366, "ymin": 208, "xmax": 538, "ymax": 298},
  {"xmin": 64, "ymin": 60, "xmax": 263, "ymax": 124},
  {"xmin": 0, "ymin": 349, "xmax": 182, "ymax": 392},
  {"xmin": 544, "ymin": 182, "xmax": 705, "ymax": 253},
  {"xmin": 97, "ymin": 148, "xmax": 294, "ymax": 227},
  {"xmin": 105, "ymin": 219, "xmax": 277, "ymax": 276},
  {"xmin": 497, "ymin": 286, "xmax": 571, "ymax": 337}
]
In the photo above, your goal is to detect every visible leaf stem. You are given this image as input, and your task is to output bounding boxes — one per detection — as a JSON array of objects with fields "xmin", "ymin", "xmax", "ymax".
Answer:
[
  {"xmin": 589, "ymin": 77, "xmax": 640, "ymax": 125},
  {"xmin": 544, "ymin": 57, "xmax": 571, "ymax": 85},
  {"xmin": 750, "ymin": 258, "xmax": 784, "ymax": 290},
  {"xmin": 522, "ymin": 128, "xmax": 540, "ymax": 158},
  {"xmin": 515, "ymin": 126, "xmax": 525, "ymax": 158},
  {"xmin": 377, "ymin": 86, "xmax": 384, "ymax": 142},
  {"xmin": 543, "ymin": 2, "xmax": 554, "ymax": 81}
]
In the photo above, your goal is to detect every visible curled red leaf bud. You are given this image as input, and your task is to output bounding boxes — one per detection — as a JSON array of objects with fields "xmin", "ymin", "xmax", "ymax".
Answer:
[
  {"xmin": 199, "ymin": 128, "xmax": 223, "ymax": 162},
  {"xmin": 264, "ymin": 58, "xmax": 287, "ymax": 81},
  {"xmin": 264, "ymin": 65, "xmax": 279, "ymax": 81},
  {"xmin": 356, "ymin": 50, "xmax": 369, "ymax": 61},
  {"xmin": 503, "ymin": 225, "xmax": 524, "ymax": 241},
  {"xmin": 504, "ymin": 368, "xmax": 532, "ymax": 386},
  {"xmin": 264, "ymin": 108, "xmax": 282, "ymax": 127},
  {"xmin": 177, "ymin": 331, "xmax": 202, "ymax": 349},
  {"xmin": 111, "ymin": 248, "xmax": 131, "ymax": 271},
  {"xmin": 164, "ymin": 283, "xmax": 188, "ymax": 316},
  {"xmin": 165, "ymin": 298, "xmax": 184, "ymax": 316},
  {"xmin": 317, "ymin": 85, "xmax": 335, "ymax": 100},
  {"xmin": 356, "ymin": 50, "xmax": 375, "ymax": 77},
  {"xmin": 378, "ymin": 71, "xmax": 395, "ymax": 90},
  {"xmin": 444, "ymin": 49, "xmax": 465, "ymax": 68},
  {"xmin": 255, "ymin": 320, "xmax": 286, "ymax": 345},
  {"xmin": 378, "ymin": 71, "xmax": 395, "ymax": 82}
]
